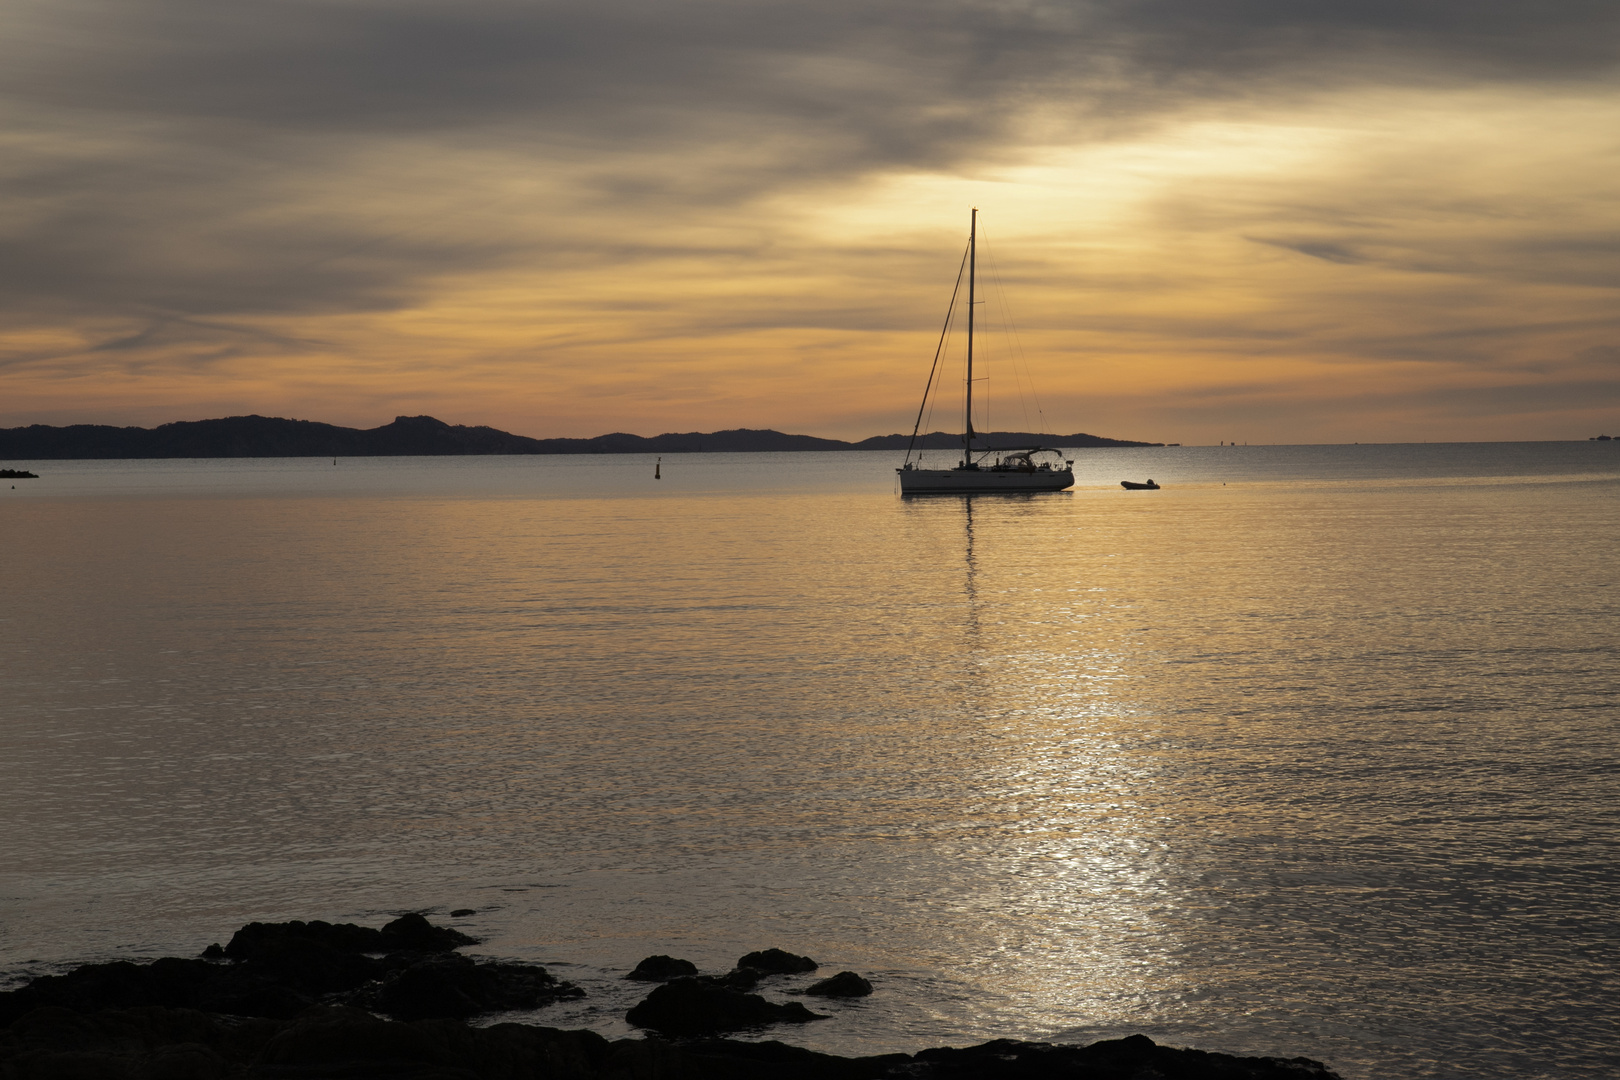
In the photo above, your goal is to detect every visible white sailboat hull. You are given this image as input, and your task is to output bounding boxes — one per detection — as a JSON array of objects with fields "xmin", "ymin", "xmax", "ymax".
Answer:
[{"xmin": 898, "ymin": 467, "xmax": 1074, "ymax": 494}]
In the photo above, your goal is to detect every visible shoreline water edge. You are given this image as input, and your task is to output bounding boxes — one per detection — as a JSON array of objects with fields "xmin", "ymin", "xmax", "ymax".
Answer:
[{"xmin": 1, "ymin": 914, "xmax": 1339, "ymax": 1079}]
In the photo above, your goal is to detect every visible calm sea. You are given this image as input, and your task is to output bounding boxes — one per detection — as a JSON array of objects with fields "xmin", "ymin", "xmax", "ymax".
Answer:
[{"xmin": 2, "ymin": 444, "xmax": 1616, "ymax": 1079}]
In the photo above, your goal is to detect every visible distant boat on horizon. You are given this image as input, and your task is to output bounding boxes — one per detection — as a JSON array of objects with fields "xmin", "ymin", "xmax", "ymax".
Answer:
[{"xmin": 896, "ymin": 210, "xmax": 1075, "ymax": 495}]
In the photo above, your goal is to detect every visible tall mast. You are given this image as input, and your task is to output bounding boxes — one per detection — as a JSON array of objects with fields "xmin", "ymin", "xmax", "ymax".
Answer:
[{"xmin": 964, "ymin": 208, "xmax": 977, "ymax": 465}]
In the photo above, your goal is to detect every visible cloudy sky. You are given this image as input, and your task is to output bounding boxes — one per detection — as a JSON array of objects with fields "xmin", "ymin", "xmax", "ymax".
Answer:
[{"xmin": 4, "ymin": 0, "xmax": 1617, "ymax": 443}]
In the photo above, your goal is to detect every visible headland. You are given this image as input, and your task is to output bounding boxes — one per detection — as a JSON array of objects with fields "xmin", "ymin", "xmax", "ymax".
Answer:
[{"xmin": 0, "ymin": 415, "xmax": 1163, "ymax": 459}]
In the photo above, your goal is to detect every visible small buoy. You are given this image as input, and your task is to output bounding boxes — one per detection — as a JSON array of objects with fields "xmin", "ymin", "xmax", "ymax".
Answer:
[{"xmin": 655, "ymin": 457, "xmax": 661, "ymax": 480}]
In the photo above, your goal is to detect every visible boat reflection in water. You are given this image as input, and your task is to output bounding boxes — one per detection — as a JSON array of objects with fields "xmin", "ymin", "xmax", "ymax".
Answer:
[{"xmin": 897, "ymin": 208, "xmax": 1075, "ymax": 495}]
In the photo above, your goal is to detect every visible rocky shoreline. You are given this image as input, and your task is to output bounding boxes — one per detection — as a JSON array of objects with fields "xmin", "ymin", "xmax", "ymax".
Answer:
[{"xmin": 1, "ymin": 915, "xmax": 1340, "ymax": 1079}]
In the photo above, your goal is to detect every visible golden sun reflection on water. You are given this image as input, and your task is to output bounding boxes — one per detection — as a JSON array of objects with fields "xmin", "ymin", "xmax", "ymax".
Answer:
[{"xmin": 883, "ymin": 497, "xmax": 1186, "ymax": 1032}]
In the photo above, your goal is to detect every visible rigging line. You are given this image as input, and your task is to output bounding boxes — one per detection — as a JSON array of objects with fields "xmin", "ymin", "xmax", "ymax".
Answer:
[
  {"xmin": 919, "ymin": 304, "xmax": 963, "ymax": 465},
  {"xmin": 977, "ymin": 241, "xmax": 1019, "ymax": 435},
  {"xmin": 981, "ymin": 240, "xmax": 1049, "ymax": 437},
  {"xmin": 905, "ymin": 242, "xmax": 971, "ymax": 466},
  {"xmin": 920, "ymin": 309, "xmax": 958, "ymax": 465},
  {"xmin": 981, "ymin": 242, "xmax": 1026, "ymax": 433}
]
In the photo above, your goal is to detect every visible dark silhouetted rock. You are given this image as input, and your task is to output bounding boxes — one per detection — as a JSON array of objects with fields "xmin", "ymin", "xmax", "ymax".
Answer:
[
  {"xmin": 240, "ymin": 939, "xmax": 383, "ymax": 996},
  {"xmin": 805, "ymin": 971, "xmax": 873, "ymax": 997},
  {"xmin": 222, "ymin": 914, "xmax": 476, "ymax": 963},
  {"xmin": 604, "ymin": 1035, "xmax": 907, "ymax": 1079},
  {"xmin": 0, "ymin": 915, "xmax": 508, "ymax": 1027},
  {"xmin": 0, "ymin": 1005, "xmax": 1341, "ymax": 1080},
  {"xmin": 256, "ymin": 1005, "xmax": 466, "ymax": 1073},
  {"xmin": 625, "ymin": 955, "xmax": 700, "ymax": 981},
  {"xmin": 0, "ymin": 922, "xmax": 1342, "ymax": 1080},
  {"xmin": 649, "ymin": 967, "xmax": 764, "ymax": 991},
  {"xmin": 0, "ymin": 1006, "xmax": 245, "ymax": 1080},
  {"xmin": 0, "ymin": 1004, "xmax": 615, "ymax": 1080},
  {"xmin": 625, "ymin": 978, "xmax": 826, "ymax": 1036},
  {"xmin": 450, "ymin": 909, "xmax": 477, "ymax": 918},
  {"xmin": 736, "ymin": 948, "xmax": 818, "ymax": 975},
  {"xmin": 355, "ymin": 953, "xmax": 584, "ymax": 1022},
  {"xmin": 0, "ymin": 950, "xmax": 375, "ymax": 1023},
  {"xmin": 201, "ymin": 943, "xmax": 225, "ymax": 959},
  {"xmin": 712, "ymin": 967, "xmax": 763, "ymax": 990},
  {"xmin": 905, "ymin": 1034, "xmax": 1341, "ymax": 1078},
  {"xmin": 1, "ymin": 956, "xmax": 262, "ymax": 1024},
  {"xmin": 224, "ymin": 918, "xmax": 388, "ymax": 960},
  {"xmin": 380, "ymin": 912, "xmax": 480, "ymax": 953},
  {"xmin": 258, "ymin": 1004, "xmax": 608, "ymax": 1075}
]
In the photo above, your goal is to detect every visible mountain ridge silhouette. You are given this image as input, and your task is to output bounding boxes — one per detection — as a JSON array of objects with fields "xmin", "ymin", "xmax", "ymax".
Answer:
[{"xmin": 1, "ymin": 414, "xmax": 1162, "ymax": 458}]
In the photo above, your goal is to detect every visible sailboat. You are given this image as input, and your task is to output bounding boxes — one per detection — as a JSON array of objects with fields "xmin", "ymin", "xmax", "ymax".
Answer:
[{"xmin": 897, "ymin": 210, "xmax": 1075, "ymax": 494}]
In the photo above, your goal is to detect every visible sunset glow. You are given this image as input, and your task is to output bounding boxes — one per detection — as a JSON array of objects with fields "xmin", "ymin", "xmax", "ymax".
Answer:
[{"xmin": 4, "ymin": 2, "xmax": 1617, "ymax": 443}]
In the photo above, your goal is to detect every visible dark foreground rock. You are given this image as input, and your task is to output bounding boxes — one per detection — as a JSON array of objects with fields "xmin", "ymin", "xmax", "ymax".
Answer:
[
  {"xmin": 908, "ymin": 1035, "xmax": 1341, "ymax": 1078},
  {"xmin": 0, "ymin": 1005, "xmax": 1342, "ymax": 1079},
  {"xmin": 0, "ymin": 1005, "xmax": 612, "ymax": 1080},
  {"xmin": 224, "ymin": 913, "xmax": 477, "ymax": 960},
  {"xmin": 626, "ymin": 978, "xmax": 825, "ymax": 1036},
  {"xmin": 736, "ymin": 949, "xmax": 818, "ymax": 975},
  {"xmin": 694, "ymin": 968, "xmax": 763, "ymax": 991},
  {"xmin": 0, "ymin": 920, "xmax": 1340, "ymax": 1078},
  {"xmin": 626, "ymin": 956, "xmax": 700, "ymax": 982},
  {"xmin": 804, "ymin": 972, "xmax": 873, "ymax": 998},
  {"xmin": 355, "ymin": 953, "xmax": 585, "ymax": 1022},
  {"xmin": 0, "ymin": 915, "xmax": 577, "ymax": 1027}
]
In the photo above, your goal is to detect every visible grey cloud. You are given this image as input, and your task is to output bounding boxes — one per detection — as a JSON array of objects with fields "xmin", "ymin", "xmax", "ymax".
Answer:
[
  {"xmin": 10, "ymin": 1, "xmax": 1617, "ymax": 146},
  {"xmin": 2, "ymin": 0, "xmax": 1617, "ymax": 335},
  {"xmin": 86, "ymin": 313, "xmax": 321, "ymax": 355},
  {"xmin": 1252, "ymin": 238, "xmax": 1371, "ymax": 264},
  {"xmin": 1104, "ymin": 0, "xmax": 1620, "ymax": 77},
  {"xmin": 1409, "ymin": 374, "xmax": 1620, "ymax": 418},
  {"xmin": 1136, "ymin": 370, "xmax": 1620, "ymax": 433},
  {"xmin": 1248, "ymin": 230, "xmax": 1620, "ymax": 289}
]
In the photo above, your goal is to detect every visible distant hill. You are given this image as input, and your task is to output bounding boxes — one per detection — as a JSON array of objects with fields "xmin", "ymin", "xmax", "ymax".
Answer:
[{"xmin": 0, "ymin": 415, "xmax": 1162, "ymax": 459}]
